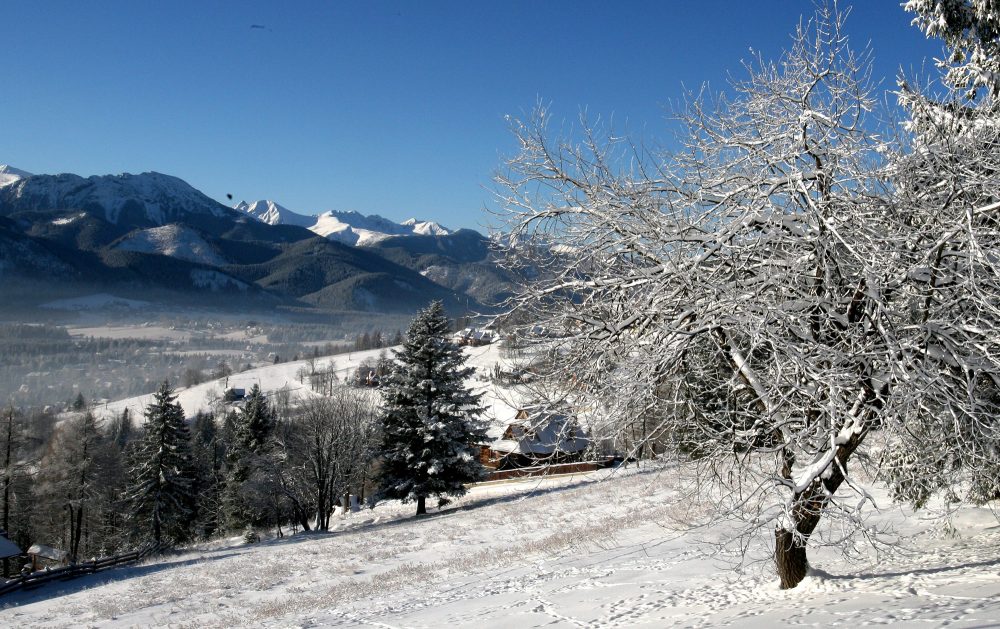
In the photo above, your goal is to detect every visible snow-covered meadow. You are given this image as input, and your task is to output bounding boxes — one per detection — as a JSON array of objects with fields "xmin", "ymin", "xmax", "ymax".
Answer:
[
  {"xmin": 3, "ymin": 464, "xmax": 999, "ymax": 627},
  {"xmin": 4, "ymin": 340, "xmax": 996, "ymax": 627},
  {"xmin": 94, "ymin": 342, "xmax": 523, "ymax": 433}
]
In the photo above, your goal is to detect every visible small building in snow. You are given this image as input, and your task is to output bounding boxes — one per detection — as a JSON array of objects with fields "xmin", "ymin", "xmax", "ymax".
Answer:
[
  {"xmin": 223, "ymin": 388, "xmax": 247, "ymax": 403},
  {"xmin": 481, "ymin": 406, "xmax": 590, "ymax": 470},
  {"xmin": 27, "ymin": 543, "xmax": 69, "ymax": 570},
  {"xmin": 0, "ymin": 530, "xmax": 22, "ymax": 561}
]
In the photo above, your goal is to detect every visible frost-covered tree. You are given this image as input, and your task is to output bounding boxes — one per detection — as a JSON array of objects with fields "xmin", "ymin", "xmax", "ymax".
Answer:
[
  {"xmin": 882, "ymin": 2, "xmax": 1000, "ymax": 511},
  {"xmin": 277, "ymin": 389, "xmax": 380, "ymax": 530},
  {"xmin": 495, "ymin": 5, "xmax": 1000, "ymax": 589},
  {"xmin": 377, "ymin": 301, "xmax": 487, "ymax": 515},
  {"xmin": 124, "ymin": 381, "xmax": 196, "ymax": 545},
  {"xmin": 32, "ymin": 412, "xmax": 102, "ymax": 561},
  {"xmin": 905, "ymin": 0, "xmax": 1000, "ymax": 98},
  {"xmin": 1, "ymin": 407, "xmax": 32, "ymax": 575}
]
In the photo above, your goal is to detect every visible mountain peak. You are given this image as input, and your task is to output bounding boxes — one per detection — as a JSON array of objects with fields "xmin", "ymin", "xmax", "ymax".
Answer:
[
  {"xmin": 236, "ymin": 202, "xmax": 455, "ymax": 246},
  {"xmin": 0, "ymin": 165, "xmax": 33, "ymax": 187},
  {"xmin": 235, "ymin": 199, "xmax": 315, "ymax": 228},
  {"xmin": 402, "ymin": 218, "xmax": 450, "ymax": 236}
]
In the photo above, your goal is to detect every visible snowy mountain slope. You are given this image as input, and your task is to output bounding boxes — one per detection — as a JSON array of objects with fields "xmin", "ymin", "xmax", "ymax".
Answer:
[
  {"xmin": 4, "ymin": 464, "xmax": 999, "ymax": 627},
  {"xmin": 234, "ymin": 199, "xmax": 315, "ymax": 228},
  {"xmin": 17, "ymin": 342, "xmax": 1000, "ymax": 626},
  {"xmin": 0, "ymin": 218, "xmax": 75, "ymax": 279},
  {"xmin": 0, "ymin": 164, "xmax": 32, "ymax": 187},
  {"xmin": 0, "ymin": 166, "xmax": 486, "ymax": 312},
  {"xmin": 0, "ymin": 171, "xmax": 234, "ymax": 226},
  {"xmin": 367, "ymin": 229, "xmax": 515, "ymax": 305},
  {"xmin": 113, "ymin": 224, "xmax": 228, "ymax": 267}
]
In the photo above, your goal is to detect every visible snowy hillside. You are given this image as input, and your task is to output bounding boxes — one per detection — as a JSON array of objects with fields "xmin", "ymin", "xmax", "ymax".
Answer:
[
  {"xmin": 0, "ymin": 164, "xmax": 32, "ymax": 187},
  {"xmin": 113, "ymin": 224, "xmax": 228, "ymax": 266},
  {"xmin": 96, "ymin": 342, "xmax": 523, "ymax": 432},
  {"xmin": 9, "ymin": 341, "xmax": 1000, "ymax": 626},
  {"xmin": 235, "ymin": 199, "xmax": 452, "ymax": 246},
  {"xmin": 4, "ymin": 465, "xmax": 999, "ymax": 626}
]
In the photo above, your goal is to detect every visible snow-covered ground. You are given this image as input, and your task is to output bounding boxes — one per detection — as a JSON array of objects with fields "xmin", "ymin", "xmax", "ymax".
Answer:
[
  {"xmin": 18, "ymin": 341, "xmax": 998, "ymax": 626},
  {"xmin": 3, "ymin": 465, "xmax": 999, "ymax": 627},
  {"xmin": 94, "ymin": 342, "xmax": 524, "ymax": 429},
  {"xmin": 114, "ymin": 224, "xmax": 228, "ymax": 267}
]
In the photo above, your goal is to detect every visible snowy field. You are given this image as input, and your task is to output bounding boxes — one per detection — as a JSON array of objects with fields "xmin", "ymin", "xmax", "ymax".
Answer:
[
  {"xmin": 20, "ymin": 341, "xmax": 1000, "ymax": 627},
  {"xmin": 94, "ymin": 343, "xmax": 525, "ymax": 435},
  {"xmin": 2, "ymin": 465, "xmax": 999, "ymax": 627}
]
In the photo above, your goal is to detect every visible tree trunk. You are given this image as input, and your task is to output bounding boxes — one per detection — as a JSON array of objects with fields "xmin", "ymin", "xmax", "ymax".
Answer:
[
  {"xmin": 773, "ymin": 411, "xmax": 876, "ymax": 589},
  {"xmin": 72, "ymin": 506, "xmax": 84, "ymax": 562},
  {"xmin": 775, "ymin": 528, "xmax": 809, "ymax": 589},
  {"xmin": 416, "ymin": 496, "xmax": 426, "ymax": 515},
  {"xmin": 2, "ymin": 408, "xmax": 12, "ymax": 578}
]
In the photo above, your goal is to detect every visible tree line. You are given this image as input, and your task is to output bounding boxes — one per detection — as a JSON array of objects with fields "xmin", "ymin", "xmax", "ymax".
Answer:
[{"xmin": 0, "ymin": 302, "xmax": 486, "ymax": 575}]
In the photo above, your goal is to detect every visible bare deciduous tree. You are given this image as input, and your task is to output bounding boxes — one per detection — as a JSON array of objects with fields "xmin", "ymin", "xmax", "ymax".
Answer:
[
  {"xmin": 494, "ymin": 5, "xmax": 1000, "ymax": 589},
  {"xmin": 277, "ymin": 387, "xmax": 380, "ymax": 531}
]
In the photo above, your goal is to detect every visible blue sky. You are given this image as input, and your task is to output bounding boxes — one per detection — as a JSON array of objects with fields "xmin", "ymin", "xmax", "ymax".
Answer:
[{"xmin": 3, "ymin": 1, "xmax": 941, "ymax": 230}]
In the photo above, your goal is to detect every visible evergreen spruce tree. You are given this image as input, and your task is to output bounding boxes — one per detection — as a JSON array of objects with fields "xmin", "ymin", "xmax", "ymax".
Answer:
[
  {"xmin": 377, "ymin": 301, "xmax": 487, "ymax": 515},
  {"xmin": 222, "ymin": 384, "xmax": 276, "ymax": 530},
  {"xmin": 190, "ymin": 411, "xmax": 224, "ymax": 539},
  {"xmin": 123, "ymin": 380, "xmax": 196, "ymax": 545}
]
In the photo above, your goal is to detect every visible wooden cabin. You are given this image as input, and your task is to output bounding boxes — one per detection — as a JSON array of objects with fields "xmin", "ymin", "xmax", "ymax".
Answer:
[{"xmin": 481, "ymin": 406, "xmax": 590, "ymax": 470}]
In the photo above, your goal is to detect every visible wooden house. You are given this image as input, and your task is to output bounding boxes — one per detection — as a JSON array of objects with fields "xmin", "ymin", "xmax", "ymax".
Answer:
[{"xmin": 481, "ymin": 406, "xmax": 590, "ymax": 470}]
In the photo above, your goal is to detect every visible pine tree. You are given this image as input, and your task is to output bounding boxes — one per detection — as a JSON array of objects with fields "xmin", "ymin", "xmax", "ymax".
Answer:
[
  {"xmin": 222, "ymin": 384, "xmax": 277, "ymax": 530},
  {"xmin": 123, "ymin": 381, "xmax": 195, "ymax": 546},
  {"xmin": 190, "ymin": 411, "xmax": 224, "ymax": 539},
  {"xmin": 377, "ymin": 301, "xmax": 487, "ymax": 515}
]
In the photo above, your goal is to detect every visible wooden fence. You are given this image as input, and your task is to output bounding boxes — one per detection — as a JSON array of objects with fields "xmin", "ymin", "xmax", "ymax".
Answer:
[
  {"xmin": 485, "ymin": 460, "xmax": 611, "ymax": 482},
  {"xmin": 0, "ymin": 543, "xmax": 163, "ymax": 597}
]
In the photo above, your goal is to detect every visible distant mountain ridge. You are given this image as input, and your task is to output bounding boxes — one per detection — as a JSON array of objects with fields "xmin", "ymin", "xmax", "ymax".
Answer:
[
  {"xmin": 0, "ymin": 165, "xmax": 502, "ymax": 314},
  {"xmin": 235, "ymin": 198, "xmax": 450, "ymax": 246}
]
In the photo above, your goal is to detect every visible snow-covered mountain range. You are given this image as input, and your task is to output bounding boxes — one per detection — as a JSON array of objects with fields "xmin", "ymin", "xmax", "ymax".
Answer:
[
  {"xmin": 236, "ymin": 199, "xmax": 449, "ymax": 246},
  {"xmin": 233, "ymin": 200, "xmax": 315, "ymax": 228},
  {"xmin": 0, "ymin": 164, "xmax": 507, "ymax": 312}
]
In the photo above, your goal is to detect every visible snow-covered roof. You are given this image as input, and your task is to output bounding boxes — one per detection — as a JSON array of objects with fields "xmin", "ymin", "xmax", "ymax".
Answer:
[
  {"xmin": 491, "ymin": 408, "xmax": 589, "ymax": 455},
  {"xmin": 0, "ymin": 534, "xmax": 21, "ymax": 559},
  {"xmin": 27, "ymin": 544, "xmax": 67, "ymax": 561}
]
